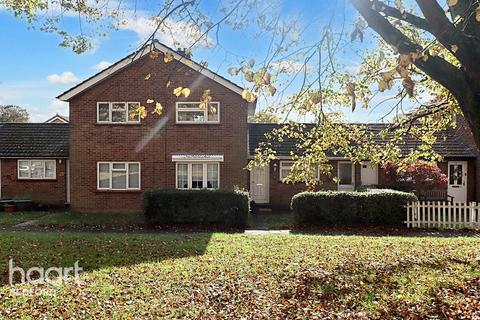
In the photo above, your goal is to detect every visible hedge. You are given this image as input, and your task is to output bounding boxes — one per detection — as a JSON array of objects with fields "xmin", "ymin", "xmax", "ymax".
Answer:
[
  {"xmin": 291, "ymin": 189, "xmax": 417, "ymax": 226},
  {"xmin": 142, "ymin": 189, "xmax": 250, "ymax": 226}
]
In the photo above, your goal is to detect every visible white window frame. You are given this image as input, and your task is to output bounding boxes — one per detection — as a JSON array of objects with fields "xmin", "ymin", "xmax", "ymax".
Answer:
[
  {"xmin": 175, "ymin": 101, "xmax": 220, "ymax": 124},
  {"xmin": 175, "ymin": 162, "xmax": 220, "ymax": 189},
  {"xmin": 97, "ymin": 162, "xmax": 141, "ymax": 190},
  {"xmin": 279, "ymin": 161, "xmax": 320, "ymax": 182},
  {"xmin": 17, "ymin": 159, "xmax": 57, "ymax": 180},
  {"xmin": 96, "ymin": 102, "xmax": 141, "ymax": 124},
  {"xmin": 337, "ymin": 161, "xmax": 355, "ymax": 189}
]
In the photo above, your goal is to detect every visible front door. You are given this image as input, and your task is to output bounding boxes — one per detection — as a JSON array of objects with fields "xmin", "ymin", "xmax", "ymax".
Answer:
[
  {"xmin": 360, "ymin": 162, "xmax": 378, "ymax": 186},
  {"xmin": 448, "ymin": 161, "xmax": 467, "ymax": 202},
  {"xmin": 250, "ymin": 166, "xmax": 269, "ymax": 204}
]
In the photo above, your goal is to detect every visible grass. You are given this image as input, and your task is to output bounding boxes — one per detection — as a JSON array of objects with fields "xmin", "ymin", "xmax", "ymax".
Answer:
[
  {"xmin": 35, "ymin": 211, "xmax": 145, "ymax": 228},
  {"xmin": 248, "ymin": 211, "xmax": 294, "ymax": 229},
  {"xmin": 0, "ymin": 211, "xmax": 48, "ymax": 227},
  {"xmin": 0, "ymin": 231, "xmax": 479, "ymax": 318}
]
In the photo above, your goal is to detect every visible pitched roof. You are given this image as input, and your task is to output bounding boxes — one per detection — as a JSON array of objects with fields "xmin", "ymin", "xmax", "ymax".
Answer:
[
  {"xmin": 248, "ymin": 123, "xmax": 477, "ymax": 158},
  {"xmin": 57, "ymin": 41, "xmax": 244, "ymax": 101},
  {"xmin": 45, "ymin": 114, "xmax": 69, "ymax": 123},
  {"xmin": 0, "ymin": 123, "xmax": 69, "ymax": 158}
]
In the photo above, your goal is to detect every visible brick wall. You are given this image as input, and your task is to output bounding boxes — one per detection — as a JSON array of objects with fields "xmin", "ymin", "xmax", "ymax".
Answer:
[
  {"xmin": 69, "ymin": 53, "xmax": 248, "ymax": 213},
  {"xmin": 0, "ymin": 158, "xmax": 67, "ymax": 206}
]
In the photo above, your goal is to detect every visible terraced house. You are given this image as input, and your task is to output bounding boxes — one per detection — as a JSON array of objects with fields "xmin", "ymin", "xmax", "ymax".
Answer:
[{"xmin": 0, "ymin": 41, "xmax": 479, "ymax": 212}]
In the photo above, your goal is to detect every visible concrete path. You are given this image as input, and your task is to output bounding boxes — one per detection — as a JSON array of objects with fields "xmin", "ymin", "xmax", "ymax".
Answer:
[
  {"xmin": 11, "ymin": 214, "xmax": 53, "ymax": 229},
  {"xmin": 244, "ymin": 230, "xmax": 291, "ymax": 235}
]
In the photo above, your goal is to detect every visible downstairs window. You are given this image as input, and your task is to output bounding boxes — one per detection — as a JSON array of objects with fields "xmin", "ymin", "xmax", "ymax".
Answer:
[
  {"xmin": 176, "ymin": 163, "xmax": 219, "ymax": 189},
  {"xmin": 97, "ymin": 162, "xmax": 141, "ymax": 190}
]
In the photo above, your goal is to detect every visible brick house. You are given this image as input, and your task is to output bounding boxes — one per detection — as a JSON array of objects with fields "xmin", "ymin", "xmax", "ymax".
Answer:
[{"xmin": 0, "ymin": 41, "xmax": 478, "ymax": 212}]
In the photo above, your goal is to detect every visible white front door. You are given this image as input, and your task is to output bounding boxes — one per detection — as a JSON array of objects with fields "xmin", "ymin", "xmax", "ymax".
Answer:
[
  {"xmin": 360, "ymin": 162, "xmax": 378, "ymax": 186},
  {"xmin": 250, "ymin": 166, "xmax": 269, "ymax": 204},
  {"xmin": 448, "ymin": 161, "xmax": 467, "ymax": 202}
]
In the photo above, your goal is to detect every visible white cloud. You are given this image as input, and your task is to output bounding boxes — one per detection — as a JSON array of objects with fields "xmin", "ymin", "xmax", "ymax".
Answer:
[
  {"xmin": 118, "ymin": 16, "xmax": 213, "ymax": 48},
  {"xmin": 92, "ymin": 61, "xmax": 113, "ymax": 71},
  {"xmin": 271, "ymin": 60, "xmax": 312, "ymax": 73},
  {"xmin": 46, "ymin": 72, "xmax": 79, "ymax": 84}
]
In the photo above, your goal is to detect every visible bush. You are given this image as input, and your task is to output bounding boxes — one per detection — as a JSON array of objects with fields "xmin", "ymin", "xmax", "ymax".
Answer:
[
  {"xmin": 142, "ymin": 189, "xmax": 250, "ymax": 226},
  {"xmin": 291, "ymin": 189, "xmax": 417, "ymax": 226}
]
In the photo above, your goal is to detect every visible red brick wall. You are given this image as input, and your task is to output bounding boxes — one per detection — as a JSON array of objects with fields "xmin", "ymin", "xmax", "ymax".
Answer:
[
  {"xmin": 69, "ymin": 53, "xmax": 248, "ymax": 213},
  {"xmin": 0, "ymin": 159, "xmax": 67, "ymax": 206}
]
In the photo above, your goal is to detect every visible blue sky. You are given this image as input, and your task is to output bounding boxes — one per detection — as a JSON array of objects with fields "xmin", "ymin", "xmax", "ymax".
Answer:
[{"xmin": 0, "ymin": 0, "xmax": 394, "ymax": 122}]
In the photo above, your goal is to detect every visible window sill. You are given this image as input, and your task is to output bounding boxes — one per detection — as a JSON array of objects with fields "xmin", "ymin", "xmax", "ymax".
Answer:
[
  {"xmin": 17, "ymin": 179, "xmax": 57, "ymax": 182},
  {"xmin": 175, "ymin": 122, "xmax": 220, "ymax": 125},
  {"xmin": 95, "ymin": 123, "xmax": 142, "ymax": 126},
  {"xmin": 95, "ymin": 189, "xmax": 142, "ymax": 193}
]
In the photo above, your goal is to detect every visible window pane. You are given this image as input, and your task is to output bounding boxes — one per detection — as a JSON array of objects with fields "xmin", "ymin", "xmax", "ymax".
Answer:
[
  {"xmin": 177, "ymin": 110, "xmax": 205, "ymax": 122},
  {"xmin": 111, "ymin": 103, "xmax": 126, "ymax": 123},
  {"xmin": 191, "ymin": 164, "xmax": 203, "ymax": 189},
  {"xmin": 128, "ymin": 103, "xmax": 140, "ymax": 122},
  {"xmin": 207, "ymin": 103, "xmax": 219, "ymax": 122},
  {"xmin": 31, "ymin": 160, "xmax": 44, "ymax": 178},
  {"xmin": 98, "ymin": 103, "xmax": 110, "ymax": 122},
  {"xmin": 177, "ymin": 103, "xmax": 199, "ymax": 109},
  {"xmin": 45, "ymin": 160, "xmax": 56, "ymax": 178},
  {"xmin": 207, "ymin": 163, "xmax": 218, "ymax": 189},
  {"xmin": 18, "ymin": 161, "xmax": 30, "ymax": 178},
  {"xmin": 98, "ymin": 163, "xmax": 110, "ymax": 188},
  {"xmin": 128, "ymin": 163, "xmax": 140, "ymax": 189},
  {"xmin": 112, "ymin": 163, "xmax": 126, "ymax": 170},
  {"xmin": 280, "ymin": 162, "xmax": 292, "ymax": 180},
  {"xmin": 112, "ymin": 170, "xmax": 127, "ymax": 189},
  {"xmin": 338, "ymin": 163, "xmax": 352, "ymax": 185},
  {"xmin": 177, "ymin": 164, "xmax": 188, "ymax": 189}
]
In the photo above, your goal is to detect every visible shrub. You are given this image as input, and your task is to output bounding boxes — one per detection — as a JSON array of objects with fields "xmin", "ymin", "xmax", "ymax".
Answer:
[
  {"xmin": 142, "ymin": 189, "xmax": 250, "ymax": 226},
  {"xmin": 291, "ymin": 189, "xmax": 417, "ymax": 226},
  {"xmin": 382, "ymin": 161, "xmax": 448, "ymax": 191}
]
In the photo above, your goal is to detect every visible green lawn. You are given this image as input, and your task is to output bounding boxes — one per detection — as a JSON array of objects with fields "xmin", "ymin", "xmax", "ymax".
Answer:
[
  {"xmin": 0, "ymin": 211, "xmax": 47, "ymax": 227},
  {"xmin": 36, "ymin": 211, "xmax": 146, "ymax": 228},
  {"xmin": 0, "ymin": 231, "xmax": 479, "ymax": 318}
]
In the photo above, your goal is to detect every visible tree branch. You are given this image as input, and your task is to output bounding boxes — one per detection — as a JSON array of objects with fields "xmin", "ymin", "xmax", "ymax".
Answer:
[{"xmin": 372, "ymin": 0, "xmax": 432, "ymax": 33}]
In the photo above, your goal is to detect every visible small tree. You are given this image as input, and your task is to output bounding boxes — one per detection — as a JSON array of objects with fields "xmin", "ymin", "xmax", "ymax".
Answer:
[
  {"xmin": 382, "ymin": 161, "xmax": 447, "ymax": 191},
  {"xmin": 0, "ymin": 105, "xmax": 29, "ymax": 123}
]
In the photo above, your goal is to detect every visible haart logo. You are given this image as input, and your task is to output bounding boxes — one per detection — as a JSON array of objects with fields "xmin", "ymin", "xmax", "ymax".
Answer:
[{"xmin": 8, "ymin": 259, "xmax": 83, "ymax": 285}]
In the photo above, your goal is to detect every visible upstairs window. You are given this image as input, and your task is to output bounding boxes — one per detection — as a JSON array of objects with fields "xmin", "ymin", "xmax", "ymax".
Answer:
[
  {"xmin": 18, "ymin": 160, "xmax": 56, "ymax": 179},
  {"xmin": 97, "ymin": 102, "xmax": 140, "ymax": 124},
  {"xmin": 176, "ymin": 102, "xmax": 220, "ymax": 124}
]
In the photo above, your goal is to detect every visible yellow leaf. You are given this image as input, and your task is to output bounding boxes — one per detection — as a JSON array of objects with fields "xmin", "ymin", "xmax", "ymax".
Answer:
[
  {"xmin": 163, "ymin": 52, "xmax": 174, "ymax": 63},
  {"xmin": 152, "ymin": 102, "xmax": 163, "ymax": 116},
  {"xmin": 166, "ymin": 81, "xmax": 172, "ymax": 88},
  {"xmin": 242, "ymin": 89, "xmax": 257, "ymax": 102},
  {"xmin": 267, "ymin": 85, "xmax": 277, "ymax": 96},
  {"xmin": 451, "ymin": 44, "xmax": 459, "ymax": 53},
  {"xmin": 447, "ymin": 0, "xmax": 458, "ymax": 6},
  {"xmin": 476, "ymin": 6, "xmax": 480, "ymax": 22},
  {"xmin": 184, "ymin": 59, "xmax": 193, "ymax": 67},
  {"xmin": 181, "ymin": 87, "xmax": 191, "ymax": 98},
  {"xmin": 173, "ymin": 87, "xmax": 183, "ymax": 97},
  {"xmin": 149, "ymin": 51, "xmax": 159, "ymax": 59},
  {"xmin": 144, "ymin": 74, "xmax": 151, "ymax": 80},
  {"xmin": 146, "ymin": 99, "xmax": 154, "ymax": 104}
]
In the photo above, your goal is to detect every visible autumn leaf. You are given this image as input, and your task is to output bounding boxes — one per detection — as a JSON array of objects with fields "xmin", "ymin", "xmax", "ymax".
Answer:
[
  {"xmin": 181, "ymin": 87, "xmax": 191, "ymax": 98},
  {"xmin": 447, "ymin": 0, "xmax": 458, "ymax": 6},
  {"xmin": 152, "ymin": 102, "xmax": 163, "ymax": 116},
  {"xmin": 144, "ymin": 74, "xmax": 151, "ymax": 80},
  {"xmin": 267, "ymin": 85, "xmax": 277, "ymax": 96},
  {"xmin": 146, "ymin": 99, "xmax": 154, "ymax": 104},
  {"xmin": 403, "ymin": 77, "xmax": 415, "ymax": 97},
  {"xmin": 228, "ymin": 67, "xmax": 239, "ymax": 76},
  {"xmin": 166, "ymin": 81, "xmax": 172, "ymax": 88},
  {"xmin": 173, "ymin": 87, "xmax": 183, "ymax": 97},
  {"xmin": 149, "ymin": 51, "xmax": 159, "ymax": 59},
  {"xmin": 163, "ymin": 52, "xmax": 174, "ymax": 63},
  {"xmin": 451, "ymin": 45, "xmax": 459, "ymax": 53},
  {"xmin": 476, "ymin": 6, "xmax": 480, "ymax": 22},
  {"xmin": 242, "ymin": 89, "xmax": 257, "ymax": 102}
]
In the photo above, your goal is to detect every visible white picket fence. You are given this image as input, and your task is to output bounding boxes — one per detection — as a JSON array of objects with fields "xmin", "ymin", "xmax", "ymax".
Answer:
[{"xmin": 405, "ymin": 201, "xmax": 480, "ymax": 229}]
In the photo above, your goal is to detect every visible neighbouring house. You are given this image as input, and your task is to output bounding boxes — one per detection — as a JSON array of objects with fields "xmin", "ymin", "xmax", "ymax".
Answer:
[
  {"xmin": 0, "ymin": 123, "xmax": 69, "ymax": 207},
  {"xmin": 45, "ymin": 114, "xmax": 69, "ymax": 123},
  {"xmin": 248, "ymin": 122, "xmax": 479, "ymax": 209},
  {"xmin": 0, "ymin": 40, "xmax": 478, "ymax": 212}
]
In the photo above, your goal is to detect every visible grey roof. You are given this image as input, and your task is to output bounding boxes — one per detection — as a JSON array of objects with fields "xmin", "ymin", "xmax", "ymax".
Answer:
[
  {"xmin": 0, "ymin": 123, "xmax": 69, "ymax": 158},
  {"xmin": 248, "ymin": 123, "xmax": 477, "ymax": 158}
]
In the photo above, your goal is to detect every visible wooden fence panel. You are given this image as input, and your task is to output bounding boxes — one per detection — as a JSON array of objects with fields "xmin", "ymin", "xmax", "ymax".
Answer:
[{"xmin": 405, "ymin": 201, "xmax": 480, "ymax": 229}]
